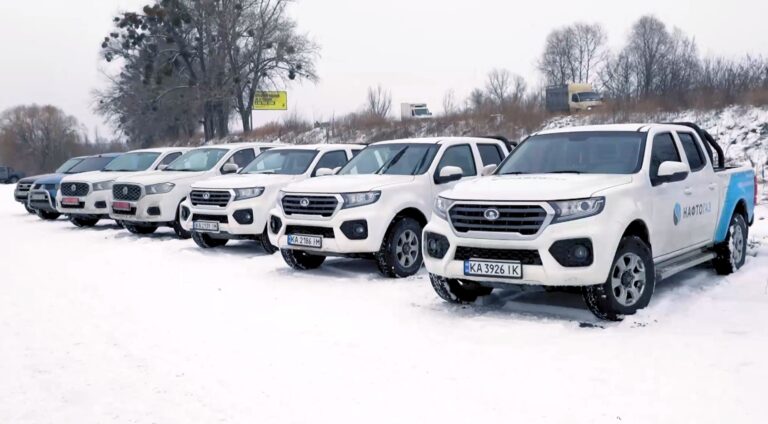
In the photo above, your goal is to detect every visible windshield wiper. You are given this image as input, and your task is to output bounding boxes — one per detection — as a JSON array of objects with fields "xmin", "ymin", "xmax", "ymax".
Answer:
[
  {"xmin": 376, "ymin": 147, "xmax": 409, "ymax": 175},
  {"xmin": 500, "ymin": 171, "xmax": 529, "ymax": 175},
  {"xmin": 550, "ymin": 170, "xmax": 583, "ymax": 174}
]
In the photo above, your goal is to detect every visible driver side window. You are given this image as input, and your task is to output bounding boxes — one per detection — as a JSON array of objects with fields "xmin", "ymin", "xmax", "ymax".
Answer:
[
  {"xmin": 649, "ymin": 133, "xmax": 681, "ymax": 179},
  {"xmin": 437, "ymin": 145, "xmax": 476, "ymax": 177}
]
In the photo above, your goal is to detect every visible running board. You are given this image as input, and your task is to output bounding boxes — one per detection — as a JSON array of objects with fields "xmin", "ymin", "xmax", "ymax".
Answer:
[{"xmin": 655, "ymin": 250, "xmax": 716, "ymax": 280}]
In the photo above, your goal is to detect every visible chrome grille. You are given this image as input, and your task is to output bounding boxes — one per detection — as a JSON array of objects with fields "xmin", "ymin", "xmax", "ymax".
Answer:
[
  {"xmin": 61, "ymin": 182, "xmax": 90, "ymax": 196},
  {"xmin": 16, "ymin": 183, "xmax": 32, "ymax": 192},
  {"xmin": 449, "ymin": 204, "xmax": 547, "ymax": 235},
  {"xmin": 113, "ymin": 184, "xmax": 142, "ymax": 201},
  {"xmin": 190, "ymin": 190, "xmax": 231, "ymax": 207},
  {"xmin": 282, "ymin": 195, "xmax": 338, "ymax": 217}
]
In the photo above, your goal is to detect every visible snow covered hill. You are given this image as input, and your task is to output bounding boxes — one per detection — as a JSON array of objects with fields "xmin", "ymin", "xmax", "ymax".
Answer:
[{"xmin": 1, "ymin": 185, "xmax": 767, "ymax": 423}]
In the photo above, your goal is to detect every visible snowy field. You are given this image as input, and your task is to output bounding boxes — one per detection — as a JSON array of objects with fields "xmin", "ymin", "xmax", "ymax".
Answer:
[{"xmin": 1, "ymin": 184, "xmax": 767, "ymax": 424}]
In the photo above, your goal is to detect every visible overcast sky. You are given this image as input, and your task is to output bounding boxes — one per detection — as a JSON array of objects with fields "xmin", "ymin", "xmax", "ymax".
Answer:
[{"xmin": 1, "ymin": 0, "xmax": 766, "ymax": 138}]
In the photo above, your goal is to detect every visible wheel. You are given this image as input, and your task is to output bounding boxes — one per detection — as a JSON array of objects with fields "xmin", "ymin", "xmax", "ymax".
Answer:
[
  {"xmin": 123, "ymin": 222, "xmax": 158, "ymax": 235},
  {"xmin": 582, "ymin": 236, "xmax": 655, "ymax": 321},
  {"xmin": 430, "ymin": 274, "xmax": 493, "ymax": 304},
  {"xmin": 258, "ymin": 228, "xmax": 278, "ymax": 254},
  {"xmin": 376, "ymin": 217, "xmax": 423, "ymax": 278},
  {"xmin": 192, "ymin": 231, "xmax": 229, "ymax": 248},
  {"xmin": 281, "ymin": 249, "xmax": 326, "ymax": 270},
  {"xmin": 36, "ymin": 210, "xmax": 60, "ymax": 220},
  {"xmin": 114, "ymin": 220, "xmax": 124, "ymax": 228},
  {"xmin": 713, "ymin": 213, "xmax": 748, "ymax": 275},
  {"xmin": 69, "ymin": 216, "xmax": 100, "ymax": 227},
  {"xmin": 172, "ymin": 201, "xmax": 191, "ymax": 239},
  {"xmin": 24, "ymin": 204, "xmax": 36, "ymax": 214}
]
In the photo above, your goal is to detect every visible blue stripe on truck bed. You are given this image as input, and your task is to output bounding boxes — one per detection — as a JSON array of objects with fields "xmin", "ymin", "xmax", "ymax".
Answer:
[{"xmin": 714, "ymin": 171, "xmax": 755, "ymax": 243}]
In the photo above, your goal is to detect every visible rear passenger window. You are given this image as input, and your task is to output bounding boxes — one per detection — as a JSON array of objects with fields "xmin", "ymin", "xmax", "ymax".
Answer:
[
  {"xmin": 650, "ymin": 133, "xmax": 681, "ymax": 178},
  {"xmin": 677, "ymin": 132, "xmax": 706, "ymax": 171},
  {"xmin": 477, "ymin": 144, "xmax": 504, "ymax": 166},
  {"xmin": 229, "ymin": 149, "xmax": 256, "ymax": 169},
  {"xmin": 158, "ymin": 152, "xmax": 182, "ymax": 168},
  {"xmin": 313, "ymin": 151, "xmax": 348, "ymax": 176},
  {"xmin": 437, "ymin": 145, "xmax": 476, "ymax": 177}
]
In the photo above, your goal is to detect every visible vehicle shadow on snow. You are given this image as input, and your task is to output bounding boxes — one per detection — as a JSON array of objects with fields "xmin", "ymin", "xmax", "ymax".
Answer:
[
  {"xmin": 273, "ymin": 257, "xmax": 394, "ymax": 282},
  {"xmin": 178, "ymin": 241, "xmax": 274, "ymax": 258},
  {"xmin": 112, "ymin": 229, "xmax": 180, "ymax": 242}
]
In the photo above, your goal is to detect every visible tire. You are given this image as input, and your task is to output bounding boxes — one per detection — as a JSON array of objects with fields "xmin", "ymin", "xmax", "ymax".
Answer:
[
  {"xmin": 24, "ymin": 204, "xmax": 36, "ymax": 214},
  {"xmin": 191, "ymin": 231, "xmax": 229, "ymax": 248},
  {"xmin": 375, "ymin": 217, "xmax": 423, "ymax": 278},
  {"xmin": 69, "ymin": 216, "xmax": 100, "ymax": 227},
  {"xmin": 258, "ymin": 228, "xmax": 278, "ymax": 254},
  {"xmin": 36, "ymin": 210, "xmax": 60, "ymax": 220},
  {"xmin": 430, "ymin": 273, "xmax": 493, "ymax": 304},
  {"xmin": 582, "ymin": 236, "xmax": 655, "ymax": 321},
  {"xmin": 713, "ymin": 212, "xmax": 748, "ymax": 275},
  {"xmin": 281, "ymin": 249, "xmax": 326, "ymax": 270},
  {"xmin": 114, "ymin": 220, "xmax": 124, "ymax": 228},
  {"xmin": 172, "ymin": 203, "xmax": 191, "ymax": 239},
  {"xmin": 123, "ymin": 222, "xmax": 158, "ymax": 235}
]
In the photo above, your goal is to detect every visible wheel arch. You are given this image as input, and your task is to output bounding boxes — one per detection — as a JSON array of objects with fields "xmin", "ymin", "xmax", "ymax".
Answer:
[{"xmin": 621, "ymin": 219, "xmax": 651, "ymax": 252}]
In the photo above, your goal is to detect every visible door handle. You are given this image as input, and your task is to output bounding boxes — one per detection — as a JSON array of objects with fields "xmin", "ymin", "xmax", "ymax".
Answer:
[
  {"xmin": 684, "ymin": 187, "xmax": 693, "ymax": 195},
  {"xmin": 708, "ymin": 183, "xmax": 717, "ymax": 191}
]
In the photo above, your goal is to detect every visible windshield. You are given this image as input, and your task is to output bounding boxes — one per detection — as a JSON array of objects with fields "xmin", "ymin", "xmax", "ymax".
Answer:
[
  {"xmin": 241, "ymin": 149, "xmax": 317, "ymax": 175},
  {"xmin": 338, "ymin": 144, "xmax": 438, "ymax": 176},
  {"xmin": 66, "ymin": 156, "xmax": 117, "ymax": 173},
  {"xmin": 576, "ymin": 92, "xmax": 601, "ymax": 102},
  {"xmin": 103, "ymin": 152, "xmax": 161, "ymax": 172},
  {"xmin": 497, "ymin": 131, "xmax": 646, "ymax": 175},
  {"xmin": 55, "ymin": 158, "xmax": 83, "ymax": 173},
  {"xmin": 165, "ymin": 148, "xmax": 227, "ymax": 172}
]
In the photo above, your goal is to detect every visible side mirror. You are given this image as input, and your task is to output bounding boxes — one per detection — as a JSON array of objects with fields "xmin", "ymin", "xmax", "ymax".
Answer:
[
  {"xmin": 222, "ymin": 163, "xmax": 239, "ymax": 174},
  {"xmin": 653, "ymin": 161, "xmax": 690, "ymax": 186},
  {"xmin": 435, "ymin": 166, "xmax": 463, "ymax": 184},
  {"xmin": 314, "ymin": 167, "xmax": 335, "ymax": 177},
  {"xmin": 481, "ymin": 164, "xmax": 497, "ymax": 176},
  {"xmin": 157, "ymin": 164, "xmax": 168, "ymax": 171}
]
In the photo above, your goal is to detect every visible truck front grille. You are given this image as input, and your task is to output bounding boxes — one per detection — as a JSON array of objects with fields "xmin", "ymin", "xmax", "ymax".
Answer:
[
  {"xmin": 190, "ymin": 190, "xmax": 231, "ymax": 207},
  {"xmin": 113, "ymin": 184, "xmax": 142, "ymax": 201},
  {"xmin": 192, "ymin": 214, "xmax": 229, "ymax": 224},
  {"xmin": 61, "ymin": 182, "xmax": 90, "ymax": 197},
  {"xmin": 454, "ymin": 246, "xmax": 542, "ymax": 265},
  {"xmin": 282, "ymin": 195, "xmax": 338, "ymax": 217},
  {"xmin": 16, "ymin": 183, "xmax": 32, "ymax": 192},
  {"xmin": 449, "ymin": 204, "xmax": 547, "ymax": 235},
  {"xmin": 285, "ymin": 225, "xmax": 335, "ymax": 238}
]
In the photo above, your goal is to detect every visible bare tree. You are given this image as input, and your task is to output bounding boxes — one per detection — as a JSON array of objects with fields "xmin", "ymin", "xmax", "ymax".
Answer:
[
  {"xmin": 485, "ymin": 69, "xmax": 512, "ymax": 106},
  {"xmin": 365, "ymin": 85, "xmax": 392, "ymax": 119},
  {"xmin": 625, "ymin": 15, "xmax": 672, "ymax": 96},
  {"xmin": 572, "ymin": 23, "xmax": 607, "ymax": 83},
  {"xmin": 442, "ymin": 89, "xmax": 457, "ymax": 116},
  {"xmin": 538, "ymin": 23, "xmax": 606, "ymax": 85}
]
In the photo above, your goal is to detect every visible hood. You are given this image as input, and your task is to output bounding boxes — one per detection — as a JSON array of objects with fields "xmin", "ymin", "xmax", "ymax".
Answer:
[
  {"xmin": 19, "ymin": 174, "xmax": 54, "ymax": 184},
  {"xmin": 115, "ymin": 170, "xmax": 205, "ymax": 185},
  {"xmin": 283, "ymin": 174, "xmax": 415, "ymax": 194},
  {"xmin": 444, "ymin": 174, "xmax": 633, "ymax": 201},
  {"xmin": 60, "ymin": 170, "xmax": 154, "ymax": 184},
  {"xmin": 31, "ymin": 173, "xmax": 67, "ymax": 185},
  {"xmin": 192, "ymin": 173, "xmax": 298, "ymax": 190}
]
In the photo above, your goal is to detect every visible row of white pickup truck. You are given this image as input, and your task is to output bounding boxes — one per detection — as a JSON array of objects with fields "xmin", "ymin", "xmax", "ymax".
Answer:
[{"xmin": 19, "ymin": 123, "xmax": 757, "ymax": 320}]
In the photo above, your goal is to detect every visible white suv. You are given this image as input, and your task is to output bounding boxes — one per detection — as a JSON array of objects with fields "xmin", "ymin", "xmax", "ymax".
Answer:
[
  {"xmin": 110, "ymin": 142, "xmax": 278, "ymax": 237},
  {"xmin": 269, "ymin": 137, "xmax": 510, "ymax": 277},
  {"xmin": 56, "ymin": 148, "xmax": 188, "ymax": 227},
  {"xmin": 180, "ymin": 144, "xmax": 362, "ymax": 251}
]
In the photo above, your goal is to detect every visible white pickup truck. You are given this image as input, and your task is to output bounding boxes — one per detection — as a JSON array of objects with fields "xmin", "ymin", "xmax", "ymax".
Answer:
[
  {"xmin": 110, "ymin": 142, "xmax": 278, "ymax": 237},
  {"xmin": 180, "ymin": 144, "xmax": 362, "ymax": 251},
  {"xmin": 269, "ymin": 137, "xmax": 510, "ymax": 277},
  {"xmin": 424, "ymin": 123, "xmax": 756, "ymax": 320},
  {"xmin": 56, "ymin": 148, "xmax": 188, "ymax": 227}
]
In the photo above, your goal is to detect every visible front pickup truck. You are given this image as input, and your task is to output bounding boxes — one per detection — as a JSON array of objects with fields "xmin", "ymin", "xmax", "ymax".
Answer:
[{"xmin": 424, "ymin": 123, "xmax": 755, "ymax": 321}]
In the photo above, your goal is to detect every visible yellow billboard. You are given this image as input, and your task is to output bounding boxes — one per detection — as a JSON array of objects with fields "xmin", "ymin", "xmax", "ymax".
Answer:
[{"xmin": 253, "ymin": 91, "xmax": 288, "ymax": 111}]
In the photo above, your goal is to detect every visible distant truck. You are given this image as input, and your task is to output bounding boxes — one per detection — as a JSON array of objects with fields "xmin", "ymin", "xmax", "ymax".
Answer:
[
  {"xmin": 0, "ymin": 166, "xmax": 25, "ymax": 184},
  {"xmin": 545, "ymin": 83, "xmax": 603, "ymax": 113},
  {"xmin": 400, "ymin": 103, "xmax": 433, "ymax": 120}
]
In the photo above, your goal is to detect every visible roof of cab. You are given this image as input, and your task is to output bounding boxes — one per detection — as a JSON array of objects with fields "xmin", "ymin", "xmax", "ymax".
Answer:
[
  {"xmin": 267, "ymin": 143, "xmax": 364, "ymax": 151},
  {"xmin": 536, "ymin": 123, "xmax": 700, "ymax": 136},
  {"xmin": 130, "ymin": 147, "xmax": 192, "ymax": 153},
  {"xmin": 372, "ymin": 137, "xmax": 504, "ymax": 145}
]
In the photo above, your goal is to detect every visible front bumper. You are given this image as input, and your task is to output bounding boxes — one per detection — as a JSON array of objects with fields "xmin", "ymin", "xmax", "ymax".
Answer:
[
  {"xmin": 27, "ymin": 189, "xmax": 57, "ymax": 212},
  {"xmin": 55, "ymin": 189, "xmax": 111, "ymax": 217},
  {"xmin": 181, "ymin": 197, "xmax": 272, "ymax": 238},
  {"xmin": 422, "ymin": 215, "xmax": 619, "ymax": 287},
  {"xmin": 14, "ymin": 188, "xmax": 30, "ymax": 203},
  {"xmin": 269, "ymin": 202, "xmax": 387, "ymax": 255},
  {"xmin": 109, "ymin": 192, "xmax": 182, "ymax": 224}
]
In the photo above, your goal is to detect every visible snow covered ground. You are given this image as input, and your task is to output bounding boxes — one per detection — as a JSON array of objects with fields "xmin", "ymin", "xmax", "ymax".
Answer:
[{"xmin": 1, "ymin": 184, "xmax": 767, "ymax": 424}]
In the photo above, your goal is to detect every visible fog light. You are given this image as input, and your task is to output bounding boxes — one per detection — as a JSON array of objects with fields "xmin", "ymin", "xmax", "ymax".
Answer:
[
  {"xmin": 147, "ymin": 206, "xmax": 161, "ymax": 216},
  {"xmin": 425, "ymin": 232, "xmax": 450, "ymax": 259},
  {"xmin": 269, "ymin": 215, "xmax": 282, "ymax": 234},
  {"xmin": 549, "ymin": 239, "xmax": 593, "ymax": 267},
  {"xmin": 341, "ymin": 220, "xmax": 368, "ymax": 240},
  {"xmin": 233, "ymin": 209, "xmax": 254, "ymax": 225},
  {"xmin": 181, "ymin": 206, "xmax": 190, "ymax": 220},
  {"xmin": 95, "ymin": 201, "xmax": 107, "ymax": 209}
]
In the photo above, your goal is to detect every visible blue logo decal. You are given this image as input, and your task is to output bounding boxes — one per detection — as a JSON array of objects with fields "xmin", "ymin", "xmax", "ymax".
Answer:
[{"xmin": 673, "ymin": 203, "xmax": 682, "ymax": 226}]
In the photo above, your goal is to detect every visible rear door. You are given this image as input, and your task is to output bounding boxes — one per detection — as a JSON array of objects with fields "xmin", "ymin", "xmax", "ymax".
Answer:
[
  {"xmin": 648, "ymin": 132, "xmax": 690, "ymax": 257},
  {"xmin": 676, "ymin": 131, "xmax": 719, "ymax": 245}
]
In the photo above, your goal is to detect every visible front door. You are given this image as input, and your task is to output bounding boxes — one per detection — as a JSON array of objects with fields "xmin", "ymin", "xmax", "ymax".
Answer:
[{"xmin": 648, "ymin": 132, "xmax": 691, "ymax": 258}]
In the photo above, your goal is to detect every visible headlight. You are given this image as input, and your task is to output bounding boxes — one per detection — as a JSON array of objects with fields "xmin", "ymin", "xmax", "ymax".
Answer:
[
  {"xmin": 93, "ymin": 180, "xmax": 114, "ymax": 191},
  {"xmin": 234, "ymin": 187, "xmax": 264, "ymax": 201},
  {"xmin": 341, "ymin": 191, "xmax": 381, "ymax": 209},
  {"xmin": 549, "ymin": 197, "xmax": 605, "ymax": 224},
  {"xmin": 434, "ymin": 196, "xmax": 455, "ymax": 220},
  {"xmin": 145, "ymin": 182, "xmax": 175, "ymax": 195}
]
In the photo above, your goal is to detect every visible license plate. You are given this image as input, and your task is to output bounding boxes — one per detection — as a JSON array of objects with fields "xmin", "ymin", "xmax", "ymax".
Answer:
[
  {"xmin": 31, "ymin": 193, "xmax": 47, "ymax": 201},
  {"xmin": 62, "ymin": 197, "xmax": 80, "ymax": 205},
  {"xmin": 113, "ymin": 201, "xmax": 132, "ymax": 211},
  {"xmin": 287, "ymin": 234, "xmax": 322, "ymax": 248},
  {"xmin": 193, "ymin": 221, "xmax": 220, "ymax": 233},
  {"xmin": 464, "ymin": 259, "xmax": 523, "ymax": 279}
]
